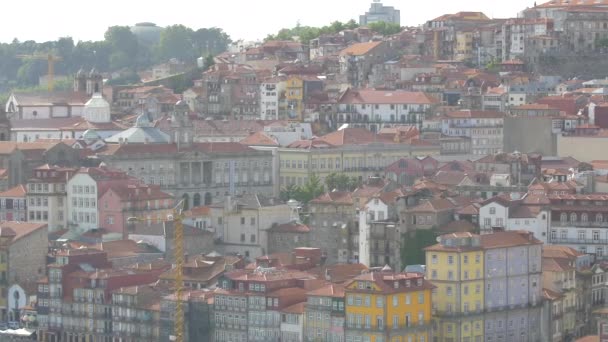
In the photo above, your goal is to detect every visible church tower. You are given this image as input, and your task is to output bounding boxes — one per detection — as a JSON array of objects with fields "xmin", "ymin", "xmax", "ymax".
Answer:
[
  {"xmin": 74, "ymin": 68, "xmax": 87, "ymax": 92},
  {"xmin": 86, "ymin": 68, "xmax": 103, "ymax": 96},
  {"xmin": 171, "ymin": 100, "xmax": 193, "ymax": 147}
]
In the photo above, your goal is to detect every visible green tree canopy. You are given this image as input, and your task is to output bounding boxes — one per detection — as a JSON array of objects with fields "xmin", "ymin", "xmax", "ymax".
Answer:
[
  {"xmin": 367, "ymin": 21, "xmax": 402, "ymax": 36},
  {"xmin": 159, "ymin": 25, "xmax": 196, "ymax": 62},
  {"xmin": 325, "ymin": 173, "xmax": 361, "ymax": 192},
  {"xmin": 265, "ymin": 20, "xmax": 361, "ymax": 44}
]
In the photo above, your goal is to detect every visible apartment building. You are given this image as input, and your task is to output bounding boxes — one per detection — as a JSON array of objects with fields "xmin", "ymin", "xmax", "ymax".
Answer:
[
  {"xmin": 441, "ymin": 110, "xmax": 505, "ymax": 156},
  {"xmin": 305, "ymin": 284, "xmax": 346, "ymax": 342},
  {"xmin": 425, "ymin": 231, "xmax": 543, "ymax": 341},
  {"xmin": 26, "ymin": 165, "xmax": 75, "ymax": 231},
  {"xmin": 344, "ymin": 269, "xmax": 434, "ymax": 342}
]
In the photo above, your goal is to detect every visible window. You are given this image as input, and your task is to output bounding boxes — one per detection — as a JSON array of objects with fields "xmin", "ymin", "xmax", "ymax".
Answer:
[
  {"xmin": 448, "ymin": 255, "xmax": 454, "ymax": 265},
  {"xmin": 463, "ymin": 255, "xmax": 469, "ymax": 264},
  {"xmin": 250, "ymin": 217, "xmax": 256, "ymax": 226},
  {"xmin": 571, "ymin": 213, "xmax": 577, "ymax": 222},
  {"xmin": 431, "ymin": 254, "xmax": 437, "ymax": 264},
  {"xmin": 489, "ymin": 207, "xmax": 496, "ymax": 214},
  {"xmin": 376, "ymin": 297, "xmax": 384, "ymax": 308},
  {"xmin": 447, "ymin": 286, "xmax": 453, "ymax": 296},
  {"xmin": 418, "ymin": 293, "xmax": 424, "ymax": 304},
  {"xmin": 578, "ymin": 230, "xmax": 586, "ymax": 241}
]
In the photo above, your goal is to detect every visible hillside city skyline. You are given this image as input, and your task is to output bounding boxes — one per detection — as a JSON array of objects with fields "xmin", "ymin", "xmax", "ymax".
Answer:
[{"xmin": 1, "ymin": 0, "xmax": 534, "ymax": 43}]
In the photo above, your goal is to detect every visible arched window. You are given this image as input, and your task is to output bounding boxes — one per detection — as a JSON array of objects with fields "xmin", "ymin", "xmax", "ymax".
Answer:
[
  {"xmin": 560, "ymin": 213, "xmax": 567, "ymax": 223},
  {"xmin": 193, "ymin": 193, "xmax": 201, "ymax": 207},
  {"xmin": 570, "ymin": 213, "xmax": 577, "ymax": 222},
  {"xmin": 597, "ymin": 214, "xmax": 604, "ymax": 223},
  {"xmin": 582, "ymin": 213, "xmax": 589, "ymax": 223}
]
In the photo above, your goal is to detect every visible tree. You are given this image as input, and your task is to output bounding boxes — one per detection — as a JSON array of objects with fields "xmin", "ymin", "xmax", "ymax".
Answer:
[
  {"xmin": 159, "ymin": 25, "xmax": 196, "ymax": 62},
  {"xmin": 192, "ymin": 27, "xmax": 231, "ymax": 57},
  {"xmin": 104, "ymin": 26, "xmax": 139, "ymax": 70},
  {"xmin": 367, "ymin": 21, "xmax": 402, "ymax": 36},
  {"xmin": 578, "ymin": 162, "xmax": 593, "ymax": 172},
  {"xmin": 280, "ymin": 184, "xmax": 301, "ymax": 202},
  {"xmin": 298, "ymin": 174, "xmax": 325, "ymax": 204},
  {"xmin": 203, "ymin": 55, "xmax": 215, "ymax": 70},
  {"xmin": 325, "ymin": 173, "xmax": 361, "ymax": 191},
  {"xmin": 401, "ymin": 229, "xmax": 439, "ymax": 266}
]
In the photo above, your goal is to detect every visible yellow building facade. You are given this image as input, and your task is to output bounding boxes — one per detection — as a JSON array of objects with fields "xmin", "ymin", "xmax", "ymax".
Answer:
[
  {"xmin": 278, "ymin": 144, "xmax": 440, "ymax": 188},
  {"xmin": 425, "ymin": 235, "xmax": 485, "ymax": 341},
  {"xmin": 344, "ymin": 271, "xmax": 433, "ymax": 342},
  {"xmin": 285, "ymin": 76, "xmax": 304, "ymax": 121}
]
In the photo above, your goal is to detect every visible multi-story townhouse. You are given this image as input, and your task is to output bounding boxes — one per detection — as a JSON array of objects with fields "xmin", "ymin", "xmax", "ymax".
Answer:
[
  {"xmin": 160, "ymin": 289, "xmax": 214, "ymax": 342},
  {"xmin": 546, "ymin": 193, "xmax": 608, "ymax": 257},
  {"xmin": 441, "ymin": 110, "xmax": 505, "ymax": 156},
  {"xmin": 339, "ymin": 41, "xmax": 396, "ymax": 88},
  {"xmin": 208, "ymin": 194, "xmax": 292, "ymax": 260},
  {"xmin": 36, "ymin": 248, "xmax": 169, "ymax": 342},
  {"xmin": 499, "ymin": 18, "xmax": 554, "ymax": 61},
  {"xmin": 425, "ymin": 232, "xmax": 486, "ymax": 341},
  {"xmin": 214, "ymin": 267, "xmax": 315, "ymax": 342},
  {"xmin": 344, "ymin": 269, "xmax": 434, "ymax": 342},
  {"xmin": 305, "ymin": 283, "xmax": 346, "ymax": 342},
  {"xmin": 260, "ymin": 76, "xmax": 287, "ymax": 120},
  {"xmin": 281, "ymin": 302, "xmax": 305, "ymax": 342},
  {"xmin": 158, "ymin": 254, "xmax": 244, "ymax": 290},
  {"xmin": 542, "ymin": 247, "xmax": 582, "ymax": 340},
  {"xmin": 358, "ymin": 190, "xmax": 404, "ymax": 270},
  {"xmin": 67, "ymin": 167, "xmax": 138, "ymax": 233},
  {"xmin": 479, "ymin": 194, "xmax": 551, "ymax": 242},
  {"xmin": 111, "ymin": 285, "xmax": 164, "ymax": 341},
  {"xmin": 332, "ymin": 88, "xmax": 438, "ymax": 131},
  {"xmin": 0, "ymin": 221, "xmax": 47, "ymax": 322},
  {"xmin": 425, "ymin": 231, "xmax": 543, "ymax": 342},
  {"xmin": 97, "ymin": 183, "xmax": 173, "ymax": 237},
  {"xmin": 308, "ymin": 191, "xmax": 358, "ymax": 264},
  {"xmin": 26, "ymin": 165, "xmax": 75, "ymax": 231},
  {"xmin": 0, "ymin": 185, "xmax": 26, "ymax": 222}
]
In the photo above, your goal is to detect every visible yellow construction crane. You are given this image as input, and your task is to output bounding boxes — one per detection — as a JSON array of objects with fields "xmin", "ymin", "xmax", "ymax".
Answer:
[
  {"xmin": 16, "ymin": 53, "xmax": 63, "ymax": 92},
  {"xmin": 127, "ymin": 199, "xmax": 185, "ymax": 342}
]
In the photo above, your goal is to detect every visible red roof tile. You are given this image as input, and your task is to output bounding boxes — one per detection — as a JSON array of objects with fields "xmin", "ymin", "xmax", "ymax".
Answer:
[
  {"xmin": 339, "ymin": 89, "xmax": 438, "ymax": 105},
  {"xmin": 0, "ymin": 185, "xmax": 26, "ymax": 198}
]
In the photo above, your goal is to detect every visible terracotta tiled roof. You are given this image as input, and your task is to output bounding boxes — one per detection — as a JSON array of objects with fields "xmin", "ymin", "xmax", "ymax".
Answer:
[
  {"xmin": 310, "ymin": 191, "xmax": 354, "ymax": 205},
  {"xmin": 281, "ymin": 301, "xmax": 306, "ymax": 314},
  {"xmin": 239, "ymin": 131, "xmax": 279, "ymax": 146},
  {"xmin": 339, "ymin": 41, "xmax": 382, "ymax": 56},
  {"xmin": 438, "ymin": 220, "xmax": 476, "ymax": 233},
  {"xmin": 184, "ymin": 206, "xmax": 211, "ymax": 217},
  {"xmin": 268, "ymin": 222, "xmax": 310, "ymax": 233},
  {"xmin": 0, "ymin": 185, "xmax": 26, "ymax": 198},
  {"xmin": 309, "ymin": 264, "xmax": 368, "ymax": 284},
  {"xmin": 344, "ymin": 271, "xmax": 435, "ymax": 294},
  {"xmin": 408, "ymin": 198, "xmax": 457, "ymax": 213},
  {"xmin": 0, "ymin": 141, "xmax": 63, "ymax": 155},
  {"xmin": 0, "ymin": 221, "xmax": 47, "ymax": 242},
  {"xmin": 479, "ymin": 230, "xmax": 542, "ymax": 249},
  {"xmin": 456, "ymin": 203, "xmax": 480, "ymax": 215},
  {"xmin": 307, "ymin": 283, "xmax": 345, "ymax": 297},
  {"xmin": 542, "ymin": 287, "xmax": 564, "ymax": 300},
  {"xmin": 542, "ymin": 257, "xmax": 575, "ymax": 272},
  {"xmin": 319, "ymin": 127, "xmax": 377, "ymax": 146},
  {"xmin": 543, "ymin": 245, "xmax": 583, "ymax": 259}
]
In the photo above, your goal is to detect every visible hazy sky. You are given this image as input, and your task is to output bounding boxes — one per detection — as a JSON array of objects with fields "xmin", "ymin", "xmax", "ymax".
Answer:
[{"xmin": 2, "ymin": 0, "xmax": 536, "ymax": 43}]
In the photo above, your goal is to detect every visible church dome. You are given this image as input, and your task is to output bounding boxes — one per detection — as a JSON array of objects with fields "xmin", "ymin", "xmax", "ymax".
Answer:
[
  {"xmin": 134, "ymin": 113, "xmax": 152, "ymax": 128},
  {"xmin": 83, "ymin": 93, "xmax": 111, "ymax": 123}
]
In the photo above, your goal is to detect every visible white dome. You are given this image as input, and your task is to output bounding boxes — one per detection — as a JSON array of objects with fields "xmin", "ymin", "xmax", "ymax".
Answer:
[{"xmin": 84, "ymin": 93, "xmax": 111, "ymax": 123}]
